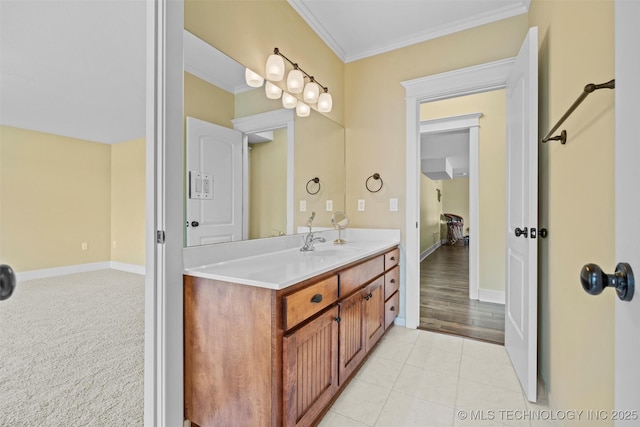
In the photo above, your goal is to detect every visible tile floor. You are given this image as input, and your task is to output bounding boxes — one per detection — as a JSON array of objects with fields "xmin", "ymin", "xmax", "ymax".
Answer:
[{"xmin": 319, "ymin": 327, "xmax": 561, "ymax": 427}]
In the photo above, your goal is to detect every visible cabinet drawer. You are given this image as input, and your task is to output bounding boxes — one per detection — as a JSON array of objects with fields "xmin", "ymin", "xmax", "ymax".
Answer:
[
  {"xmin": 384, "ymin": 266, "xmax": 399, "ymax": 301},
  {"xmin": 384, "ymin": 248, "xmax": 399, "ymax": 270},
  {"xmin": 339, "ymin": 256, "xmax": 384, "ymax": 297},
  {"xmin": 283, "ymin": 275, "xmax": 339, "ymax": 331},
  {"xmin": 384, "ymin": 291, "xmax": 399, "ymax": 330}
]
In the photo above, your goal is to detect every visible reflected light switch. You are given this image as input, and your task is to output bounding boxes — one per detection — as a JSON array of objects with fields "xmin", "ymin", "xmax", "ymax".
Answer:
[
  {"xmin": 326, "ymin": 200, "xmax": 333, "ymax": 211},
  {"xmin": 390, "ymin": 198, "xmax": 398, "ymax": 212},
  {"xmin": 300, "ymin": 200, "xmax": 307, "ymax": 212}
]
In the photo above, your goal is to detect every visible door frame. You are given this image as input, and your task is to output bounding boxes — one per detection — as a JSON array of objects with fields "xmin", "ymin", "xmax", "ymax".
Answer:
[
  {"xmin": 420, "ymin": 113, "xmax": 481, "ymax": 300},
  {"xmin": 402, "ymin": 58, "xmax": 515, "ymax": 329}
]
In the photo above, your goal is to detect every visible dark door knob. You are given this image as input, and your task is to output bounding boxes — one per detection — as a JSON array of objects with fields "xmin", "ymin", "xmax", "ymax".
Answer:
[
  {"xmin": 0, "ymin": 264, "xmax": 17, "ymax": 301},
  {"xmin": 515, "ymin": 227, "xmax": 528, "ymax": 238},
  {"xmin": 191, "ymin": 221, "xmax": 199, "ymax": 227},
  {"xmin": 580, "ymin": 263, "xmax": 635, "ymax": 301}
]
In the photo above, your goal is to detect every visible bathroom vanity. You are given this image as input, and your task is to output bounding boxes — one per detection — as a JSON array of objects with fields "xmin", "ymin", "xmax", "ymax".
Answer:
[{"xmin": 183, "ymin": 229, "xmax": 400, "ymax": 427}]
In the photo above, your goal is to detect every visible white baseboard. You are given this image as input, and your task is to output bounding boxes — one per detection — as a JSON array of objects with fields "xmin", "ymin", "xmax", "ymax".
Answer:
[
  {"xmin": 478, "ymin": 288, "xmax": 505, "ymax": 304},
  {"xmin": 16, "ymin": 261, "xmax": 145, "ymax": 281},
  {"xmin": 420, "ymin": 242, "xmax": 442, "ymax": 262},
  {"xmin": 393, "ymin": 316, "xmax": 406, "ymax": 327},
  {"xmin": 110, "ymin": 262, "xmax": 145, "ymax": 275}
]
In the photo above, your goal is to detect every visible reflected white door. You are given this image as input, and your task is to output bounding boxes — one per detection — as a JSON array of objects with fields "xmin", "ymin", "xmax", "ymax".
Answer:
[
  {"xmin": 614, "ymin": 2, "xmax": 640, "ymax": 423},
  {"xmin": 186, "ymin": 117, "xmax": 243, "ymax": 246},
  {"xmin": 505, "ymin": 27, "xmax": 538, "ymax": 402}
]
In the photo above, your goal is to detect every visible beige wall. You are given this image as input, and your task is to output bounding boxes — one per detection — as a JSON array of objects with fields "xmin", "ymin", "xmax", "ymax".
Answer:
[
  {"xmin": 422, "ymin": 90, "xmax": 507, "ymax": 292},
  {"xmin": 419, "ymin": 175, "xmax": 442, "ymax": 253},
  {"xmin": 0, "ymin": 126, "xmax": 112, "ymax": 271},
  {"xmin": 249, "ymin": 128, "xmax": 288, "ymax": 239},
  {"xmin": 184, "ymin": 71, "xmax": 235, "ymax": 128},
  {"xmin": 344, "ymin": 16, "xmax": 528, "ymax": 234},
  {"xmin": 111, "ymin": 137, "xmax": 146, "ymax": 266},
  {"xmin": 530, "ymin": 0, "xmax": 615, "ymax": 421},
  {"xmin": 442, "ymin": 178, "xmax": 469, "ymax": 236}
]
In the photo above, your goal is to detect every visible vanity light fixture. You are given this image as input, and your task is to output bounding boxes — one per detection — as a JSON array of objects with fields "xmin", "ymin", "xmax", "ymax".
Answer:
[
  {"xmin": 245, "ymin": 68, "xmax": 264, "ymax": 88},
  {"xmin": 296, "ymin": 101, "xmax": 310, "ymax": 117},
  {"xmin": 265, "ymin": 81, "xmax": 282, "ymax": 99},
  {"xmin": 282, "ymin": 92, "xmax": 297, "ymax": 109},
  {"xmin": 265, "ymin": 47, "xmax": 332, "ymax": 113}
]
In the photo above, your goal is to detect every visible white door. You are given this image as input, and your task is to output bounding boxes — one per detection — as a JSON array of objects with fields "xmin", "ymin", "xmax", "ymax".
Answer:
[
  {"xmin": 614, "ymin": 2, "xmax": 640, "ymax": 423},
  {"xmin": 504, "ymin": 26, "xmax": 538, "ymax": 402},
  {"xmin": 186, "ymin": 117, "xmax": 243, "ymax": 246}
]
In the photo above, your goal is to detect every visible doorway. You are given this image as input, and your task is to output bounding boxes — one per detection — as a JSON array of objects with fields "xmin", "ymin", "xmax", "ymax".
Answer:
[{"xmin": 418, "ymin": 95, "xmax": 506, "ymax": 344}]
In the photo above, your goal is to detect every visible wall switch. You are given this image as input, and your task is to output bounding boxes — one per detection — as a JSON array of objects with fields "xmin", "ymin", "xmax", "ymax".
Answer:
[
  {"xmin": 326, "ymin": 200, "xmax": 333, "ymax": 211},
  {"xmin": 357, "ymin": 199, "xmax": 365, "ymax": 212},
  {"xmin": 390, "ymin": 198, "xmax": 398, "ymax": 212},
  {"xmin": 300, "ymin": 200, "xmax": 307, "ymax": 212},
  {"xmin": 81, "ymin": 242, "xmax": 88, "ymax": 251}
]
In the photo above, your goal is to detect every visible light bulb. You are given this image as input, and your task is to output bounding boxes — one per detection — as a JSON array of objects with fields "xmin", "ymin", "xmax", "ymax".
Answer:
[
  {"xmin": 296, "ymin": 101, "xmax": 310, "ymax": 117},
  {"xmin": 265, "ymin": 54, "xmax": 284, "ymax": 81},
  {"xmin": 265, "ymin": 81, "xmax": 282, "ymax": 99},
  {"xmin": 282, "ymin": 92, "xmax": 297, "ymax": 109},
  {"xmin": 245, "ymin": 68, "xmax": 264, "ymax": 87},
  {"xmin": 317, "ymin": 92, "xmax": 333, "ymax": 113},
  {"xmin": 287, "ymin": 69, "xmax": 304, "ymax": 94},
  {"xmin": 303, "ymin": 81, "xmax": 320, "ymax": 103}
]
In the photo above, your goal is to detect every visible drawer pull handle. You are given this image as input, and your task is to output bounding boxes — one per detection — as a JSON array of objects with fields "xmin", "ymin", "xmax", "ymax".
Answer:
[
  {"xmin": 390, "ymin": 256, "xmax": 396, "ymax": 261},
  {"xmin": 390, "ymin": 279, "xmax": 396, "ymax": 283},
  {"xmin": 364, "ymin": 292, "xmax": 373, "ymax": 301},
  {"xmin": 390, "ymin": 306, "xmax": 395, "ymax": 311},
  {"xmin": 310, "ymin": 294, "xmax": 323, "ymax": 303}
]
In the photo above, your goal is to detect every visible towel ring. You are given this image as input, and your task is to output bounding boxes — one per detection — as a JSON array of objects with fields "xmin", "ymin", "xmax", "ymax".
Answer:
[
  {"xmin": 306, "ymin": 177, "xmax": 321, "ymax": 195},
  {"xmin": 365, "ymin": 173, "xmax": 383, "ymax": 193}
]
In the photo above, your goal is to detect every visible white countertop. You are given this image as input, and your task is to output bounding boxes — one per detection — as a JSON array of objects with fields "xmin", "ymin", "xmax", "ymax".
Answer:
[{"xmin": 183, "ymin": 229, "xmax": 400, "ymax": 290}]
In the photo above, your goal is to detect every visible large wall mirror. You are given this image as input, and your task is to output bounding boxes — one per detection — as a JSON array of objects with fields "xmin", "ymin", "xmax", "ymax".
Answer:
[{"xmin": 183, "ymin": 30, "xmax": 345, "ymax": 247}]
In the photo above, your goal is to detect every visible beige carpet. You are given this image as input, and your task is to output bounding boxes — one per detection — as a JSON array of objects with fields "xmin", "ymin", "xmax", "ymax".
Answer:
[{"xmin": 0, "ymin": 269, "xmax": 144, "ymax": 426}]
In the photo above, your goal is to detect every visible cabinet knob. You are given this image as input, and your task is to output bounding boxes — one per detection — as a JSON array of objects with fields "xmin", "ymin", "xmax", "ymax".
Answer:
[
  {"xmin": 390, "ymin": 279, "xmax": 395, "ymax": 284},
  {"xmin": 310, "ymin": 294, "xmax": 323, "ymax": 303},
  {"xmin": 390, "ymin": 256, "xmax": 396, "ymax": 261},
  {"xmin": 364, "ymin": 292, "xmax": 373, "ymax": 301},
  {"xmin": 390, "ymin": 306, "xmax": 395, "ymax": 311}
]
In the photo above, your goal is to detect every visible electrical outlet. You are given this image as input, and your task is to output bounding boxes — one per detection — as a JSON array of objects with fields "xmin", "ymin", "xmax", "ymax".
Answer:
[
  {"xmin": 389, "ymin": 198, "xmax": 398, "ymax": 212},
  {"xmin": 300, "ymin": 200, "xmax": 307, "ymax": 212},
  {"xmin": 81, "ymin": 242, "xmax": 88, "ymax": 251},
  {"xmin": 357, "ymin": 199, "xmax": 365, "ymax": 212},
  {"xmin": 326, "ymin": 200, "xmax": 333, "ymax": 211}
]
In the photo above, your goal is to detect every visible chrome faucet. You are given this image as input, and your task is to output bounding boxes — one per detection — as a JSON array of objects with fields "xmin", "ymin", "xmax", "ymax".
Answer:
[{"xmin": 300, "ymin": 211, "xmax": 326, "ymax": 251}]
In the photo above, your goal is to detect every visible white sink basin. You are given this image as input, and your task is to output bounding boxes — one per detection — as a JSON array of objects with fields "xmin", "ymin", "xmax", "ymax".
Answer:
[{"xmin": 301, "ymin": 246, "xmax": 363, "ymax": 257}]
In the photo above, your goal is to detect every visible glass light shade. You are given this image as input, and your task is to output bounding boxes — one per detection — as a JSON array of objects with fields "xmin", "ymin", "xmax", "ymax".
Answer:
[
  {"xmin": 265, "ymin": 54, "xmax": 285, "ymax": 81},
  {"xmin": 303, "ymin": 81, "xmax": 320, "ymax": 103},
  {"xmin": 265, "ymin": 81, "xmax": 282, "ymax": 99},
  {"xmin": 245, "ymin": 68, "xmax": 264, "ymax": 88},
  {"xmin": 287, "ymin": 69, "xmax": 304, "ymax": 94},
  {"xmin": 282, "ymin": 92, "xmax": 297, "ymax": 109},
  {"xmin": 296, "ymin": 101, "xmax": 310, "ymax": 117},
  {"xmin": 317, "ymin": 92, "xmax": 333, "ymax": 113}
]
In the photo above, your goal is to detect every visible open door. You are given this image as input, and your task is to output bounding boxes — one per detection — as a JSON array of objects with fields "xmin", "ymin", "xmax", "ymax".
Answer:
[
  {"xmin": 186, "ymin": 117, "xmax": 243, "ymax": 246},
  {"xmin": 614, "ymin": 2, "xmax": 640, "ymax": 423},
  {"xmin": 504, "ymin": 26, "xmax": 538, "ymax": 402}
]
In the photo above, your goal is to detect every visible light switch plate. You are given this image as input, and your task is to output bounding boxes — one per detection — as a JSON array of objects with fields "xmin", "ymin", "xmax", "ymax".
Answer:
[
  {"xmin": 390, "ymin": 198, "xmax": 398, "ymax": 212},
  {"xmin": 300, "ymin": 200, "xmax": 307, "ymax": 212},
  {"xmin": 357, "ymin": 199, "xmax": 365, "ymax": 212}
]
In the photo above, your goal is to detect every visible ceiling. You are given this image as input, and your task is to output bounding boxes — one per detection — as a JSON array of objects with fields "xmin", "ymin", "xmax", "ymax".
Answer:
[{"xmin": 0, "ymin": 0, "xmax": 528, "ymax": 144}]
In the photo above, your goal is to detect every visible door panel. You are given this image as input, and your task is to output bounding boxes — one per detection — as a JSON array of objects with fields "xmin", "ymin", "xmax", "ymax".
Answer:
[
  {"xmin": 186, "ymin": 117, "xmax": 243, "ymax": 246},
  {"xmin": 505, "ymin": 26, "xmax": 538, "ymax": 402},
  {"xmin": 338, "ymin": 290, "xmax": 365, "ymax": 385}
]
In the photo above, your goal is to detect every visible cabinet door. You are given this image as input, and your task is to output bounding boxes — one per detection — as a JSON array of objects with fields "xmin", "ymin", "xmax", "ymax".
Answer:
[
  {"xmin": 283, "ymin": 306, "xmax": 340, "ymax": 427},
  {"xmin": 364, "ymin": 276, "xmax": 385, "ymax": 352},
  {"xmin": 338, "ymin": 289, "xmax": 365, "ymax": 385}
]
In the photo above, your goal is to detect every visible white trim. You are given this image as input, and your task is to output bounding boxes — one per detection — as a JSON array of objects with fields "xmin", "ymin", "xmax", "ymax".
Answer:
[
  {"xmin": 232, "ymin": 109, "xmax": 295, "ymax": 235},
  {"xmin": 16, "ymin": 262, "xmax": 110, "ymax": 282},
  {"xmin": 111, "ymin": 262, "xmax": 145, "ymax": 275},
  {"xmin": 478, "ymin": 288, "xmax": 505, "ymax": 305},
  {"xmin": 146, "ymin": 0, "xmax": 184, "ymax": 425},
  {"xmin": 420, "ymin": 241, "xmax": 442, "ymax": 262},
  {"xmin": 402, "ymin": 58, "xmax": 515, "ymax": 329},
  {"xmin": 287, "ymin": 0, "xmax": 529, "ymax": 63},
  {"xmin": 421, "ymin": 113, "xmax": 481, "ymax": 300},
  {"xmin": 15, "ymin": 261, "xmax": 145, "ymax": 281},
  {"xmin": 393, "ymin": 316, "xmax": 406, "ymax": 327}
]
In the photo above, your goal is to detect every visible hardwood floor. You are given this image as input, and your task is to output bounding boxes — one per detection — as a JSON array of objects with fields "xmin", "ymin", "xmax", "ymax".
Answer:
[{"xmin": 419, "ymin": 244, "xmax": 505, "ymax": 344}]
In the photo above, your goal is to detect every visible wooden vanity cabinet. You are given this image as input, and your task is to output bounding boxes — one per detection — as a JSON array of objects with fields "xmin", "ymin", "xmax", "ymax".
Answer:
[{"xmin": 184, "ymin": 246, "xmax": 399, "ymax": 427}]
